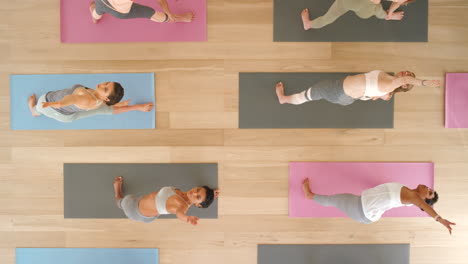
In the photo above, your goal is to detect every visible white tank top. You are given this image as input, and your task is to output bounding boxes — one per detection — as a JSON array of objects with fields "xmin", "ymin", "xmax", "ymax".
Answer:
[
  {"xmin": 361, "ymin": 70, "xmax": 388, "ymax": 100},
  {"xmin": 361, "ymin": 182, "xmax": 411, "ymax": 222}
]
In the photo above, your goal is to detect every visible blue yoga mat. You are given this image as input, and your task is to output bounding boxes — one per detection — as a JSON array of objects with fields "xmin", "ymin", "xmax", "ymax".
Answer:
[
  {"xmin": 10, "ymin": 73, "xmax": 155, "ymax": 130},
  {"xmin": 16, "ymin": 248, "xmax": 159, "ymax": 264}
]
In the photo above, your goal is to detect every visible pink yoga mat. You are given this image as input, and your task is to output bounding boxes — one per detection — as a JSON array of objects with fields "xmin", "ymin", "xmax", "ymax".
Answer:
[
  {"xmin": 289, "ymin": 162, "xmax": 434, "ymax": 218},
  {"xmin": 60, "ymin": 0, "xmax": 206, "ymax": 43},
  {"xmin": 445, "ymin": 73, "xmax": 468, "ymax": 128}
]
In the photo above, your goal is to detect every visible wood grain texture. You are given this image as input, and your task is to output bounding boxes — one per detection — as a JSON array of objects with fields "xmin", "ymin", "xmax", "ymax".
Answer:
[{"xmin": 1, "ymin": 0, "xmax": 468, "ymax": 263}]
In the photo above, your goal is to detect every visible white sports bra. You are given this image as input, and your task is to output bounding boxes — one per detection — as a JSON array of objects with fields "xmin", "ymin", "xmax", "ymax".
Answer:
[
  {"xmin": 155, "ymin": 187, "xmax": 189, "ymax": 215},
  {"xmin": 361, "ymin": 70, "xmax": 388, "ymax": 100}
]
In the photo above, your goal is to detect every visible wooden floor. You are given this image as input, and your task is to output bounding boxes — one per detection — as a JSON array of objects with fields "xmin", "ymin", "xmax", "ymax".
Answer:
[{"xmin": 1, "ymin": 0, "xmax": 468, "ymax": 263}]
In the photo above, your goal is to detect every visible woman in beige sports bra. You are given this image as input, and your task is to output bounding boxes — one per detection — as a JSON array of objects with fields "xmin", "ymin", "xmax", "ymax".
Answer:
[
  {"xmin": 113, "ymin": 176, "xmax": 220, "ymax": 224},
  {"xmin": 276, "ymin": 70, "xmax": 441, "ymax": 106},
  {"xmin": 28, "ymin": 82, "xmax": 154, "ymax": 123}
]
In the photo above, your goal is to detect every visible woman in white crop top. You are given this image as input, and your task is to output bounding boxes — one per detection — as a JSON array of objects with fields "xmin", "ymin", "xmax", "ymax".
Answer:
[
  {"xmin": 113, "ymin": 176, "xmax": 220, "ymax": 224},
  {"xmin": 302, "ymin": 178, "xmax": 455, "ymax": 234},
  {"xmin": 89, "ymin": 0, "xmax": 194, "ymax": 24},
  {"xmin": 276, "ymin": 70, "xmax": 440, "ymax": 106}
]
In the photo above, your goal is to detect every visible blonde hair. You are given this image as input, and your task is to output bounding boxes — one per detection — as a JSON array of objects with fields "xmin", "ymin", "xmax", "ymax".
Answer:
[{"xmin": 390, "ymin": 71, "xmax": 416, "ymax": 96}]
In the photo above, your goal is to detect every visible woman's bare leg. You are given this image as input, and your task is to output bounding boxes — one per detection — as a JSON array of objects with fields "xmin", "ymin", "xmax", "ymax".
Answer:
[
  {"xmin": 150, "ymin": 11, "xmax": 194, "ymax": 23},
  {"xmin": 275, "ymin": 82, "xmax": 309, "ymax": 105},
  {"xmin": 28, "ymin": 94, "xmax": 41, "ymax": 117},
  {"xmin": 90, "ymin": 2, "xmax": 102, "ymax": 23},
  {"xmin": 113, "ymin": 176, "xmax": 123, "ymax": 207}
]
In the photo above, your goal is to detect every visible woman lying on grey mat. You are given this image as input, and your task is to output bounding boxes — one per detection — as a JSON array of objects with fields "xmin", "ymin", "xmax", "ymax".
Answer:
[
  {"xmin": 275, "ymin": 70, "xmax": 440, "ymax": 106},
  {"xmin": 301, "ymin": 0, "xmax": 415, "ymax": 30},
  {"xmin": 28, "ymin": 82, "xmax": 153, "ymax": 123},
  {"xmin": 302, "ymin": 178, "xmax": 456, "ymax": 234},
  {"xmin": 89, "ymin": 0, "xmax": 194, "ymax": 24},
  {"xmin": 113, "ymin": 176, "xmax": 220, "ymax": 224}
]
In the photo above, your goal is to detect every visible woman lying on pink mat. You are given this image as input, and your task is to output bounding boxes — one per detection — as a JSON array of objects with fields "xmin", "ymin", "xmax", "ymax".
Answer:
[
  {"xmin": 90, "ymin": 0, "xmax": 194, "ymax": 24},
  {"xmin": 302, "ymin": 178, "xmax": 456, "ymax": 234}
]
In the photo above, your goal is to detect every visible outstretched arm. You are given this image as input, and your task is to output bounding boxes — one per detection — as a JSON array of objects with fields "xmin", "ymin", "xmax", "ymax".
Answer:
[
  {"xmin": 157, "ymin": 0, "xmax": 175, "ymax": 21},
  {"xmin": 387, "ymin": 77, "xmax": 441, "ymax": 92},
  {"xmin": 386, "ymin": 1, "xmax": 403, "ymax": 17},
  {"xmin": 175, "ymin": 209, "xmax": 199, "ymax": 226},
  {"xmin": 112, "ymin": 103, "xmax": 153, "ymax": 115},
  {"xmin": 409, "ymin": 194, "xmax": 456, "ymax": 234}
]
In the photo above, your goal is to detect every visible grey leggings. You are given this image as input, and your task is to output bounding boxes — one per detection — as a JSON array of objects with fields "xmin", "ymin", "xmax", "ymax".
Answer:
[
  {"xmin": 305, "ymin": 78, "xmax": 356, "ymax": 106},
  {"xmin": 35, "ymin": 94, "xmax": 114, "ymax": 123},
  {"xmin": 312, "ymin": 0, "xmax": 387, "ymax": 29},
  {"xmin": 118, "ymin": 195, "xmax": 158, "ymax": 223},
  {"xmin": 314, "ymin": 194, "xmax": 373, "ymax": 224},
  {"xmin": 94, "ymin": 0, "xmax": 156, "ymax": 19}
]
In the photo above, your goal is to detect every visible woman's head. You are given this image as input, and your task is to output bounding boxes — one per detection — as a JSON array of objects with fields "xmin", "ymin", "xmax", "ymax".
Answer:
[
  {"xmin": 416, "ymin": 184, "xmax": 439, "ymax": 209},
  {"xmin": 392, "ymin": 71, "xmax": 416, "ymax": 95},
  {"xmin": 187, "ymin": 186, "xmax": 217, "ymax": 208},
  {"xmin": 96, "ymin": 82, "xmax": 124, "ymax": 106}
]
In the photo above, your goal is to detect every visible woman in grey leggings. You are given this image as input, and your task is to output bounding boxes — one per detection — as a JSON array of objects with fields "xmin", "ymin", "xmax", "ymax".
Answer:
[
  {"xmin": 300, "ymin": 0, "xmax": 416, "ymax": 30},
  {"xmin": 28, "ymin": 82, "xmax": 153, "ymax": 123},
  {"xmin": 275, "ymin": 70, "xmax": 440, "ymax": 106},
  {"xmin": 302, "ymin": 178, "xmax": 456, "ymax": 234},
  {"xmin": 89, "ymin": 0, "xmax": 194, "ymax": 24},
  {"xmin": 113, "ymin": 176, "xmax": 220, "ymax": 224}
]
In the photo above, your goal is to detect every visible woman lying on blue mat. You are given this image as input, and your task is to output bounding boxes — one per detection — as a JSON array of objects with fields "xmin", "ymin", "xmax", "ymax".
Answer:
[
  {"xmin": 89, "ymin": 0, "xmax": 194, "ymax": 24},
  {"xmin": 275, "ymin": 70, "xmax": 440, "ymax": 106},
  {"xmin": 113, "ymin": 176, "xmax": 220, "ymax": 224},
  {"xmin": 301, "ymin": 0, "xmax": 416, "ymax": 30},
  {"xmin": 302, "ymin": 178, "xmax": 456, "ymax": 234},
  {"xmin": 28, "ymin": 82, "xmax": 153, "ymax": 123}
]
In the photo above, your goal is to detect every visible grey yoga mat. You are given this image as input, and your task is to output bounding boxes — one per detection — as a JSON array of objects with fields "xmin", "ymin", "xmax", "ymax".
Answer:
[
  {"xmin": 258, "ymin": 244, "xmax": 410, "ymax": 264},
  {"xmin": 239, "ymin": 72, "xmax": 394, "ymax": 128},
  {"xmin": 274, "ymin": 0, "xmax": 428, "ymax": 42},
  {"xmin": 64, "ymin": 163, "xmax": 218, "ymax": 219}
]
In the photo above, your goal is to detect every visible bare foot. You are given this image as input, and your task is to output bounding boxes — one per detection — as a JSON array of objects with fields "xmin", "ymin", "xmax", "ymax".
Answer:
[
  {"xmin": 138, "ymin": 103, "xmax": 154, "ymax": 112},
  {"xmin": 113, "ymin": 176, "xmax": 123, "ymax": 206},
  {"xmin": 175, "ymin": 12, "xmax": 195, "ymax": 23},
  {"xmin": 275, "ymin": 81, "xmax": 287, "ymax": 104},
  {"xmin": 302, "ymin": 178, "xmax": 314, "ymax": 200},
  {"xmin": 89, "ymin": 2, "xmax": 101, "ymax": 24},
  {"xmin": 301, "ymin": 8, "xmax": 312, "ymax": 30},
  {"xmin": 28, "ymin": 94, "xmax": 41, "ymax": 117}
]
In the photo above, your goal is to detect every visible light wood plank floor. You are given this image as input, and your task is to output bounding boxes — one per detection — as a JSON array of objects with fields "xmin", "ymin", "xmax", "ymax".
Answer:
[{"xmin": 1, "ymin": 0, "xmax": 468, "ymax": 263}]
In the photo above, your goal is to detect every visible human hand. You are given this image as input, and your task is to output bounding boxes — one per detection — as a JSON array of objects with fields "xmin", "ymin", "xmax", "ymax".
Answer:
[
  {"xmin": 214, "ymin": 189, "xmax": 220, "ymax": 198},
  {"xmin": 187, "ymin": 215, "xmax": 199, "ymax": 226},
  {"xmin": 439, "ymin": 218, "xmax": 456, "ymax": 235},
  {"xmin": 423, "ymin": 80, "xmax": 441, "ymax": 87},
  {"xmin": 41, "ymin": 102, "xmax": 61, "ymax": 108},
  {"xmin": 138, "ymin": 103, "xmax": 154, "ymax": 112},
  {"xmin": 386, "ymin": 11, "xmax": 404, "ymax": 20}
]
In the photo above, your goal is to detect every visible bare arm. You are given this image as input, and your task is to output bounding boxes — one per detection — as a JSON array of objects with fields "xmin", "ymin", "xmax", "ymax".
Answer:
[
  {"xmin": 386, "ymin": 76, "xmax": 440, "ymax": 92},
  {"xmin": 157, "ymin": 0, "xmax": 172, "ymax": 16},
  {"xmin": 175, "ymin": 209, "xmax": 199, "ymax": 225},
  {"xmin": 112, "ymin": 103, "xmax": 153, "ymax": 115},
  {"xmin": 409, "ymin": 193, "xmax": 456, "ymax": 234},
  {"xmin": 386, "ymin": 1, "xmax": 403, "ymax": 17}
]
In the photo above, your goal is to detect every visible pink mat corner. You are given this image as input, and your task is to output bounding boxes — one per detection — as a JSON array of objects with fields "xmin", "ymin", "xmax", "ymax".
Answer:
[
  {"xmin": 445, "ymin": 73, "xmax": 468, "ymax": 128},
  {"xmin": 60, "ymin": 0, "xmax": 206, "ymax": 43},
  {"xmin": 289, "ymin": 162, "xmax": 434, "ymax": 218}
]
